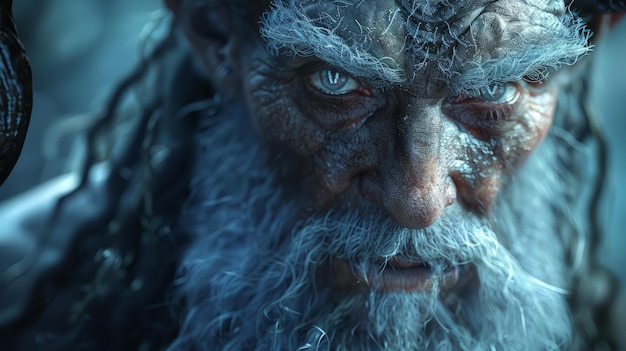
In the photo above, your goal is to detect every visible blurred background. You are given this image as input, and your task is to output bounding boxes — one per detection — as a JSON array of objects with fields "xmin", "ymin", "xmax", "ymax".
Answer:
[
  {"xmin": 5, "ymin": 0, "xmax": 161, "ymax": 191},
  {"xmin": 2, "ymin": 0, "xmax": 625, "ymax": 284}
]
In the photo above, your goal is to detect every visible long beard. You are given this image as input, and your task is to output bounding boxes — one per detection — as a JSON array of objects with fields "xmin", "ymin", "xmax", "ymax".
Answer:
[{"xmin": 167, "ymin": 105, "xmax": 574, "ymax": 350}]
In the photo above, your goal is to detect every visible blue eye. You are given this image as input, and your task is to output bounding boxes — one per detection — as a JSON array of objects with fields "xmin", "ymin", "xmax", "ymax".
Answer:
[
  {"xmin": 468, "ymin": 82, "xmax": 519, "ymax": 104},
  {"xmin": 309, "ymin": 69, "xmax": 360, "ymax": 95}
]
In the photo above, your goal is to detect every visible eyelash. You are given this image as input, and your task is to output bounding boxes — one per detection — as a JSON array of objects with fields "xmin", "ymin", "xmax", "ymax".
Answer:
[
  {"xmin": 446, "ymin": 91, "xmax": 522, "ymax": 139},
  {"xmin": 298, "ymin": 67, "xmax": 381, "ymax": 130},
  {"xmin": 466, "ymin": 102, "xmax": 517, "ymax": 125},
  {"xmin": 296, "ymin": 60, "xmax": 525, "ymax": 136}
]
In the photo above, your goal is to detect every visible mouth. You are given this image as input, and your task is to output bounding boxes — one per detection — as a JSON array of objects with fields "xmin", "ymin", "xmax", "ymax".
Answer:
[{"xmin": 330, "ymin": 257, "xmax": 460, "ymax": 293}]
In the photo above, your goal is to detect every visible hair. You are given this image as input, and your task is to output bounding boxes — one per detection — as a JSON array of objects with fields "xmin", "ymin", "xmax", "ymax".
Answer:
[
  {"xmin": 166, "ymin": 109, "xmax": 573, "ymax": 350},
  {"xmin": 260, "ymin": 0, "xmax": 591, "ymax": 93},
  {"xmin": 37, "ymin": 0, "xmax": 620, "ymax": 349}
]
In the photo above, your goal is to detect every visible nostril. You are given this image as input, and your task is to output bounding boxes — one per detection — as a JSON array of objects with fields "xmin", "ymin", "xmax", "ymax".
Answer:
[
  {"xmin": 385, "ymin": 190, "xmax": 444, "ymax": 229},
  {"xmin": 360, "ymin": 171, "xmax": 456, "ymax": 229},
  {"xmin": 381, "ymin": 177, "xmax": 453, "ymax": 230},
  {"xmin": 359, "ymin": 170, "xmax": 382, "ymax": 205}
]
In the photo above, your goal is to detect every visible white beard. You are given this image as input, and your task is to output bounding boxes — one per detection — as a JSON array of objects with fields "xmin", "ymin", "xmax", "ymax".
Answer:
[{"xmin": 167, "ymin": 104, "xmax": 575, "ymax": 351}]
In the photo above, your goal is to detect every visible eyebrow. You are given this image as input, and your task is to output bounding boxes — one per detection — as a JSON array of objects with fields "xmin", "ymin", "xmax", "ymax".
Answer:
[
  {"xmin": 260, "ymin": 1, "xmax": 591, "ymax": 93},
  {"xmin": 259, "ymin": 1, "xmax": 406, "ymax": 87},
  {"xmin": 448, "ymin": 14, "xmax": 591, "ymax": 94}
]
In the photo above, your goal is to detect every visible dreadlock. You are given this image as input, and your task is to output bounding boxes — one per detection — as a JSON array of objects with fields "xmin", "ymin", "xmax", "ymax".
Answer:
[{"xmin": 14, "ymin": 11, "xmax": 199, "ymax": 351}]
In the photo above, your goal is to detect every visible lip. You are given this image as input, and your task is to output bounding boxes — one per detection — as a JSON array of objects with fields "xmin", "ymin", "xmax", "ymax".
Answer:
[{"xmin": 331, "ymin": 258, "xmax": 460, "ymax": 293}]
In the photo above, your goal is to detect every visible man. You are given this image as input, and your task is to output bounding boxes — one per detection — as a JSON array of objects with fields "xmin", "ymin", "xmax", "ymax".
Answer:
[{"xmin": 1, "ymin": 0, "xmax": 625, "ymax": 350}]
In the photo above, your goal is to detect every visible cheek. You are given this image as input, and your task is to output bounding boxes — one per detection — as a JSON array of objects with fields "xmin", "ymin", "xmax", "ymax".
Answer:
[
  {"xmin": 241, "ymin": 65, "xmax": 325, "ymax": 157},
  {"xmin": 450, "ymin": 87, "xmax": 557, "ymax": 213},
  {"xmin": 498, "ymin": 87, "xmax": 557, "ymax": 166},
  {"xmin": 523, "ymin": 88, "xmax": 556, "ymax": 149}
]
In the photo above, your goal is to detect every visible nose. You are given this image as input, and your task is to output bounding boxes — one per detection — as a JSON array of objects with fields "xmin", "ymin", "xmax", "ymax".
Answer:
[{"xmin": 380, "ymin": 103, "xmax": 456, "ymax": 229}]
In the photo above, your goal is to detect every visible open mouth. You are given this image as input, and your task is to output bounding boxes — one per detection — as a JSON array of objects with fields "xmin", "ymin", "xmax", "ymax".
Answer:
[{"xmin": 330, "ymin": 257, "xmax": 460, "ymax": 293}]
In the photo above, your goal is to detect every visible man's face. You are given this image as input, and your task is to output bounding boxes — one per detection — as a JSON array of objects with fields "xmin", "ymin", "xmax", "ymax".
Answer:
[
  {"xmin": 238, "ymin": 0, "xmax": 576, "ymax": 284},
  {"xmin": 173, "ymin": 0, "xmax": 589, "ymax": 349},
  {"xmin": 246, "ymin": 0, "xmax": 562, "ymax": 223}
]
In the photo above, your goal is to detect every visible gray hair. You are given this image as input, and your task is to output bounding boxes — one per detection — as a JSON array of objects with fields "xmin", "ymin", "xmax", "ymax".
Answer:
[{"xmin": 260, "ymin": 0, "xmax": 591, "ymax": 93}]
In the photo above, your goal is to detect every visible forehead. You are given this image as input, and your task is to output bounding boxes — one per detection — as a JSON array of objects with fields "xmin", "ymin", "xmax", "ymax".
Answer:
[
  {"xmin": 260, "ymin": 0, "xmax": 589, "ymax": 94},
  {"xmin": 302, "ymin": 0, "xmax": 408, "ymax": 67}
]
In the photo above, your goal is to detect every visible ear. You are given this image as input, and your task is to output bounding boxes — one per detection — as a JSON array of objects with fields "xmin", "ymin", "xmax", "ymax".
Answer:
[{"xmin": 165, "ymin": 0, "xmax": 242, "ymax": 96}]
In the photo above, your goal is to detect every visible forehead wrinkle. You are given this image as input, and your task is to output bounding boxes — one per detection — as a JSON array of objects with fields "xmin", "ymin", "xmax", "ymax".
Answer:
[
  {"xmin": 448, "ymin": 1, "xmax": 591, "ymax": 93},
  {"xmin": 259, "ymin": 0, "xmax": 406, "ymax": 87},
  {"xmin": 398, "ymin": 0, "xmax": 590, "ymax": 94},
  {"xmin": 260, "ymin": 0, "xmax": 590, "ymax": 96}
]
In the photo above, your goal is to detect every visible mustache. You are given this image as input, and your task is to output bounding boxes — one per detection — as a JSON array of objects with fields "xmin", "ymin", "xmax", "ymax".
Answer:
[
  {"xmin": 294, "ymin": 205, "xmax": 497, "ymax": 267},
  {"xmin": 270, "ymin": 204, "xmax": 572, "ymax": 350},
  {"xmin": 179, "ymin": 109, "xmax": 569, "ymax": 300},
  {"xmin": 287, "ymin": 205, "xmax": 570, "ymax": 296},
  {"xmin": 170, "ymin": 110, "xmax": 572, "ymax": 350}
]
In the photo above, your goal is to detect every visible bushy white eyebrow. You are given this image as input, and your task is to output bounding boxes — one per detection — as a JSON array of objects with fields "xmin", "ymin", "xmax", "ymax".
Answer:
[
  {"xmin": 446, "ymin": 13, "xmax": 591, "ymax": 93},
  {"xmin": 260, "ymin": 0, "xmax": 405, "ymax": 87},
  {"xmin": 259, "ymin": 0, "xmax": 591, "ymax": 93}
]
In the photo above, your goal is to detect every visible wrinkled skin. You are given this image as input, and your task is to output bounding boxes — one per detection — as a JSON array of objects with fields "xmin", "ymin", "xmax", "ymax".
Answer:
[
  {"xmin": 238, "ymin": 0, "xmax": 559, "ymax": 228},
  {"xmin": 246, "ymin": 61, "xmax": 556, "ymax": 226},
  {"xmin": 0, "ymin": 0, "xmax": 623, "ymax": 350},
  {"xmin": 166, "ymin": 0, "xmax": 584, "ymax": 349}
]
